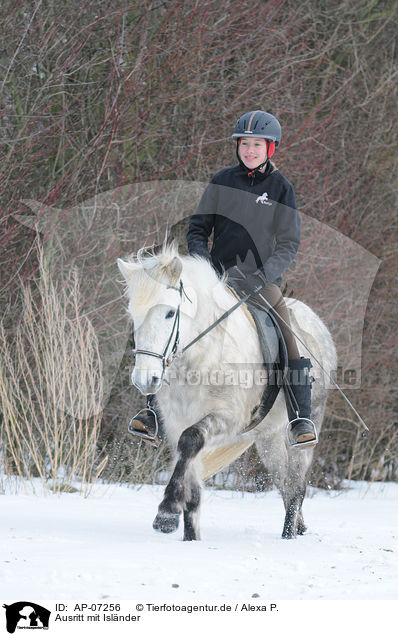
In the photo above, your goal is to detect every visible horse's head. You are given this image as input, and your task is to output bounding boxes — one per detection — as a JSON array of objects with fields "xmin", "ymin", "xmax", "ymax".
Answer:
[{"xmin": 118, "ymin": 248, "xmax": 186, "ymax": 395}]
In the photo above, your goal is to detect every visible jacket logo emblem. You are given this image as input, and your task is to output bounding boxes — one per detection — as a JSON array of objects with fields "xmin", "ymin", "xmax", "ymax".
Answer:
[{"xmin": 256, "ymin": 192, "xmax": 272, "ymax": 205}]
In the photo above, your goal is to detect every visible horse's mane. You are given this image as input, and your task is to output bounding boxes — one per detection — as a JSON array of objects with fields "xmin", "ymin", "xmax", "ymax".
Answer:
[
  {"xmin": 121, "ymin": 243, "xmax": 229, "ymax": 317},
  {"xmin": 127, "ymin": 243, "xmax": 184, "ymax": 271},
  {"xmin": 121, "ymin": 243, "xmax": 263, "ymax": 385}
]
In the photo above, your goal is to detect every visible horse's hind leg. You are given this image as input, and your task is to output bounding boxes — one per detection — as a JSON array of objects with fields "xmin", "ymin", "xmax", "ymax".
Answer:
[
  {"xmin": 297, "ymin": 510, "xmax": 307, "ymax": 535},
  {"xmin": 279, "ymin": 452, "xmax": 312, "ymax": 539},
  {"xmin": 153, "ymin": 423, "xmax": 205, "ymax": 537},
  {"xmin": 183, "ymin": 473, "xmax": 202, "ymax": 541},
  {"xmin": 281, "ymin": 399, "xmax": 327, "ymax": 537},
  {"xmin": 281, "ymin": 483, "xmax": 307, "ymax": 539}
]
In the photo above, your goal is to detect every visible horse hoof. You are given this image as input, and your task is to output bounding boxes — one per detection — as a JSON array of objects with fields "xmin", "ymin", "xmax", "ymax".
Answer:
[
  {"xmin": 281, "ymin": 532, "xmax": 296, "ymax": 540},
  {"xmin": 281, "ymin": 526, "xmax": 297, "ymax": 539},
  {"xmin": 297, "ymin": 523, "xmax": 307, "ymax": 535},
  {"xmin": 153, "ymin": 512, "xmax": 180, "ymax": 534}
]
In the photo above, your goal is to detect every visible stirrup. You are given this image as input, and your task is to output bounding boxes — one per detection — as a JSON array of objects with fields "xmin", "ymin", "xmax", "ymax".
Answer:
[
  {"xmin": 128, "ymin": 406, "xmax": 161, "ymax": 448},
  {"xmin": 286, "ymin": 417, "xmax": 318, "ymax": 449}
]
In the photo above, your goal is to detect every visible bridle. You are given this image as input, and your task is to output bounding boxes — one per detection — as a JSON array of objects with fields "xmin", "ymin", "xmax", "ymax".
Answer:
[
  {"xmin": 131, "ymin": 280, "xmax": 183, "ymax": 376},
  {"xmin": 131, "ymin": 278, "xmax": 246, "ymax": 376},
  {"xmin": 130, "ymin": 276, "xmax": 369, "ymax": 438}
]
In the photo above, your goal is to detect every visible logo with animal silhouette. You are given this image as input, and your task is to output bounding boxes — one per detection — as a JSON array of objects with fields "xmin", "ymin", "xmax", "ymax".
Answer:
[
  {"xmin": 255, "ymin": 191, "xmax": 272, "ymax": 205},
  {"xmin": 2, "ymin": 602, "xmax": 51, "ymax": 633}
]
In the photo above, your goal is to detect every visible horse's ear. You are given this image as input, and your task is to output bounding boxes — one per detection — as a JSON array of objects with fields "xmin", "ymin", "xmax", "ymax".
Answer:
[
  {"xmin": 117, "ymin": 258, "xmax": 136, "ymax": 282},
  {"xmin": 165, "ymin": 256, "xmax": 182, "ymax": 284}
]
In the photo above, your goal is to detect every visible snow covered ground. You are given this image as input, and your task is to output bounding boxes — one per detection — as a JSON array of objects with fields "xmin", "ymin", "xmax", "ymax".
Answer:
[{"xmin": 1, "ymin": 479, "xmax": 397, "ymax": 602}]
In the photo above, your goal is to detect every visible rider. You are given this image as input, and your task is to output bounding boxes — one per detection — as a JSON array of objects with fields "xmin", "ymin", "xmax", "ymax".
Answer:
[
  {"xmin": 130, "ymin": 110, "xmax": 316, "ymax": 448},
  {"xmin": 186, "ymin": 110, "xmax": 316, "ymax": 447}
]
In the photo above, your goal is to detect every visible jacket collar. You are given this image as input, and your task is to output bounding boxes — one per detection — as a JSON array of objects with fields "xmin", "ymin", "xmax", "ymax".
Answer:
[{"xmin": 236, "ymin": 160, "xmax": 277, "ymax": 183}]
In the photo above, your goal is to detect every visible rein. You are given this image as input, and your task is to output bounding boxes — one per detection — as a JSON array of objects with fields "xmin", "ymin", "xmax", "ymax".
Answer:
[
  {"xmin": 182, "ymin": 288, "xmax": 253, "ymax": 353},
  {"xmin": 132, "ymin": 279, "xmax": 251, "ymax": 367},
  {"xmin": 131, "ymin": 276, "xmax": 369, "ymax": 437}
]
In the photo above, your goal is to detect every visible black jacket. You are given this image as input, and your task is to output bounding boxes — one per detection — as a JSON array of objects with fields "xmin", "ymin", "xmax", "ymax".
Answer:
[{"xmin": 187, "ymin": 162, "xmax": 300, "ymax": 286}]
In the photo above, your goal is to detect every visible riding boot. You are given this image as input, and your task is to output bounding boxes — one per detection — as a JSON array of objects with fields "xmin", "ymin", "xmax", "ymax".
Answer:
[
  {"xmin": 128, "ymin": 396, "xmax": 164, "ymax": 447},
  {"xmin": 284, "ymin": 357, "xmax": 317, "ymax": 447}
]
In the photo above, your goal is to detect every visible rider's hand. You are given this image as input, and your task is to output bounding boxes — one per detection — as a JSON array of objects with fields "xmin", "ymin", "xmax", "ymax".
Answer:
[{"xmin": 228, "ymin": 267, "xmax": 267, "ymax": 296}]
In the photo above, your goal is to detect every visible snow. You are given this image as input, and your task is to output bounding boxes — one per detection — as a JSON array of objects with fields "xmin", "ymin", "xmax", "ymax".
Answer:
[{"xmin": 1, "ymin": 479, "xmax": 397, "ymax": 603}]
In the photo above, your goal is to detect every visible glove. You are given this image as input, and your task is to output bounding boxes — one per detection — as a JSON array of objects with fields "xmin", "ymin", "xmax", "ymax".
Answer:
[{"xmin": 228, "ymin": 266, "xmax": 267, "ymax": 297}]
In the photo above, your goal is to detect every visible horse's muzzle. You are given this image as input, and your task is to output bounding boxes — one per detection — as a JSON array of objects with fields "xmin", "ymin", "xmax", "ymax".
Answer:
[{"xmin": 132, "ymin": 369, "xmax": 163, "ymax": 395}]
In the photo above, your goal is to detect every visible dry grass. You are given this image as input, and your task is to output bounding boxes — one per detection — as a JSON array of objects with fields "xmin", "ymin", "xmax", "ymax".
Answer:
[
  {"xmin": 0, "ymin": 0, "xmax": 396, "ymax": 488},
  {"xmin": 0, "ymin": 243, "xmax": 107, "ymax": 493}
]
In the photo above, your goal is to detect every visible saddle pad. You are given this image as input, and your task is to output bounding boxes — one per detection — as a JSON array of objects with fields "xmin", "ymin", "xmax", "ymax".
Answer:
[
  {"xmin": 248, "ymin": 303, "xmax": 280, "ymax": 364},
  {"xmin": 244, "ymin": 303, "xmax": 285, "ymax": 433}
]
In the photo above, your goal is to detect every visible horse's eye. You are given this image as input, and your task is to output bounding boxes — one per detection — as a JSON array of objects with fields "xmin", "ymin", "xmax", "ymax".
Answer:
[{"xmin": 166, "ymin": 309, "xmax": 175, "ymax": 319}]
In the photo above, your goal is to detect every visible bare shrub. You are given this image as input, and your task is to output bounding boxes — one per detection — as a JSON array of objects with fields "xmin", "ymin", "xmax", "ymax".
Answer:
[
  {"xmin": 0, "ymin": 242, "xmax": 107, "ymax": 493},
  {"xmin": 0, "ymin": 0, "xmax": 396, "ymax": 488}
]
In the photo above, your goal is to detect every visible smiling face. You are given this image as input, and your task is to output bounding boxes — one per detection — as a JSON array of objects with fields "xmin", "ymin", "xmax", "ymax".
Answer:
[{"xmin": 238, "ymin": 137, "xmax": 268, "ymax": 171}]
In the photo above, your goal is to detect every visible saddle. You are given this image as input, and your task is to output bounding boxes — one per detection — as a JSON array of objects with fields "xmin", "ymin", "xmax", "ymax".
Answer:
[
  {"xmin": 128, "ymin": 289, "xmax": 288, "ymax": 477},
  {"xmin": 221, "ymin": 286, "xmax": 285, "ymax": 431},
  {"xmin": 200, "ymin": 301, "xmax": 285, "ymax": 480},
  {"xmin": 244, "ymin": 302, "xmax": 285, "ymax": 432}
]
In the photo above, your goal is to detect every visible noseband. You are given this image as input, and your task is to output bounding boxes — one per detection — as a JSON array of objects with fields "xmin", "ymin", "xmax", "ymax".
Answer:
[
  {"xmin": 131, "ymin": 280, "xmax": 183, "ymax": 375},
  {"xmin": 129, "ymin": 273, "xmax": 369, "ymax": 439}
]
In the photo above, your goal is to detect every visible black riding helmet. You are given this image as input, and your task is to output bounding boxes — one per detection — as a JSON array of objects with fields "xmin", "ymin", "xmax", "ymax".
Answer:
[{"xmin": 232, "ymin": 110, "xmax": 282, "ymax": 176}]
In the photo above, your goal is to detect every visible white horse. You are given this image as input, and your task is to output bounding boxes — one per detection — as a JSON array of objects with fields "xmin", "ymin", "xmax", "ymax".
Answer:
[{"xmin": 117, "ymin": 245, "xmax": 337, "ymax": 541}]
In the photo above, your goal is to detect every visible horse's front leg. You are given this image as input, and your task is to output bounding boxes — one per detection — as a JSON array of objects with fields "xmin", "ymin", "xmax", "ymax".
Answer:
[
  {"xmin": 153, "ymin": 423, "xmax": 205, "ymax": 538},
  {"xmin": 182, "ymin": 472, "xmax": 202, "ymax": 541}
]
